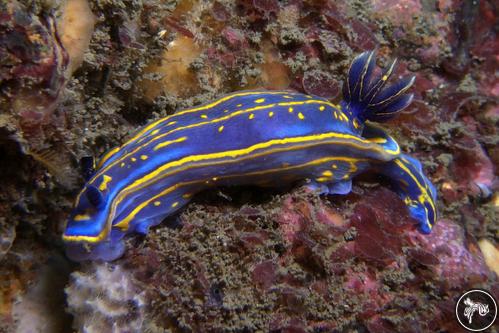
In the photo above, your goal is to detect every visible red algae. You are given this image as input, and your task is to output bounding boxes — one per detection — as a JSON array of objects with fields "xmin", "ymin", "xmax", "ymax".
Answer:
[
  {"xmin": 0, "ymin": 1, "xmax": 69, "ymax": 126},
  {"xmin": 221, "ymin": 27, "xmax": 248, "ymax": 50},
  {"xmin": 252, "ymin": 260, "xmax": 277, "ymax": 290},
  {"xmin": 211, "ymin": 2, "xmax": 230, "ymax": 22},
  {"xmin": 253, "ymin": 0, "xmax": 280, "ymax": 15},
  {"xmin": 452, "ymin": 138, "xmax": 495, "ymax": 190},
  {"xmin": 372, "ymin": 0, "xmax": 423, "ymax": 25},
  {"xmin": 388, "ymin": 99, "xmax": 438, "ymax": 136},
  {"xmin": 1, "ymin": 0, "xmax": 498, "ymax": 331},
  {"xmin": 302, "ymin": 69, "xmax": 340, "ymax": 99},
  {"xmin": 60, "ymin": 186, "xmax": 493, "ymax": 331}
]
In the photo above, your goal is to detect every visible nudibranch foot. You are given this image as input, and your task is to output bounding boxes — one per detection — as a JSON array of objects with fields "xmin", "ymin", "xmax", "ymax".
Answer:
[
  {"xmin": 327, "ymin": 180, "xmax": 353, "ymax": 195},
  {"xmin": 305, "ymin": 179, "xmax": 353, "ymax": 196},
  {"xmin": 66, "ymin": 238, "xmax": 125, "ymax": 262},
  {"xmin": 304, "ymin": 181, "xmax": 330, "ymax": 195}
]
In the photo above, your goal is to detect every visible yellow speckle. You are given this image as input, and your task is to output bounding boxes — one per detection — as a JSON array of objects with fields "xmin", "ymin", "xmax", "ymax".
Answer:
[
  {"xmin": 237, "ymin": 103, "xmax": 243, "ymax": 107},
  {"xmin": 319, "ymin": 106, "xmax": 325, "ymax": 111},
  {"xmin": 369, "ymin": 137, "xmax": 388, "ymax": 144},
  {"xmin": 283, "ymin": 95, "xmax": 293, "ymax": 99},
  {"xmin": 182, "ymin": 193, "xmax": 192, "ymax": 199},
  {"xmin": 255, "ymin": 98, "xmax": 265, "ymax": 103},
  {"xmin": 153, "ymin": 201, "xmax": 161, "ymax": 206},
  {"xmin": 167, "ymin": 121, "xmax": 177, "ymax": 126},
  {"xmin": 298, "ymin": 112, "xmax": 305, "ymax": 120},
  {"xmin": 249, "ymin": 113, "xmax": 255, "ymax": 119},
  {"xmin": 353, "ymin": 118, "xmax": 359, "ymax": 129},
  {"xmin": 306, "ymin": 95, "xmax": 312, "ymax": 98},
  {"xmin": 288, "ymin": 107, "xmax": 293, "ymax": 113},
  {"xmin": 98, "ymin": 175, "xmax": 112, "ymax": 191},
  {"xmin": 218, "ymin": 125, "xmax": 224, "ymax": 132},
  {"xmin": 140, "ymin": 155, "xmax": 148, "ymax": 160},
  {"xmin": 316, "ymin": 177, "xmax": 329, "ymax": 182},
  {"xmin": 171, "ymin": 201, "xmax": 179, "ymax": 208},
  {"xmin": 342, "ymin": 174, "xmax": 350, "ymax": 180},
  {"xmin": 74, "ymin": 214, "xmax": 91, "ymax": 221},
  {"xmin": 268, "ymin": 111, "xmax": 274, "ymax": 118},
  {"xmin": 151, "ymin": 129, "xmax": 160, "ymax": 135},
  {"xmin": 201, "ymin": 114, "xmax": 208, "ymax": 119},
  {"xmin": 333, "ymin": 111, "xmax": 338, "ymax": 119},
  {"xmin": 131, "ymin": 157, "xmax": 137, "ymax": 162},
  {"xmin": 322, "ymin": 170, "xmax": 333, "ymax": 177},
  {"xmin": 382, "ymin": 75, "xmax": 388, "ymax": 81},
  {"xmin": 120, "ymin": 162, "xmax": 125, "ymax": 167},
  {"xmin": 212, "ymin": 177, "xmax": 218, "ymax": 181},
  {"xmin": 223, "ymin": 109, "xmax": 229, "ymax": 113},
  {"xmin": 332, "ymin": 164, "xmax": 338, "ymax": 169}
]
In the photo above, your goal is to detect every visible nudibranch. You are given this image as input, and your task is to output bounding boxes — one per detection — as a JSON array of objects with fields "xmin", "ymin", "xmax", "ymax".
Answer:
[{"xmin": 64, "ymin": 51, "xmax": 437, "ymax": 261}]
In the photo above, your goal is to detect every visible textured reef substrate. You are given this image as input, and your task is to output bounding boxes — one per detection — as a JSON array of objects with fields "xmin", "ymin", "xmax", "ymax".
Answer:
[{"xmin": 0, "ymin": 0, "xmax": 497, "ymax": 332}]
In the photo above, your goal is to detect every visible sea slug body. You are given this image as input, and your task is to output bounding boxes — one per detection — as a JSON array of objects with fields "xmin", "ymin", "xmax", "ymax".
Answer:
[{"xmin": 64, "ymin": 51, "xmax": 437, "ymax": 261}]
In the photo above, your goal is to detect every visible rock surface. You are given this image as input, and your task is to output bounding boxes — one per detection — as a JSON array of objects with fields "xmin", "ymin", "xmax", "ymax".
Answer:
[{"xmin": 0, "ymin": 0, "xmax": 497, "ymax": 332}]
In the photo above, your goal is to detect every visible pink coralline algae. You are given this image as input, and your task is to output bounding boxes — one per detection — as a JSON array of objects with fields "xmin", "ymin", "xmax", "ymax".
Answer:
[
  {"xmin": 323, "ymin": 6, "xmax": 378, "ymax": 51},
  {"xmin": 211, "ymin": 2, "xmax": 231, "ymax": 22},
  {"xmin": 302, "ymin": 70, "xmax": 340, "ymax": 99},
  {"xmin": 0, "ymin": 1, "xmax": 69, "ymax": 127},
  {"xmin": 1, "ymin": 0, "xmax": 498, "ymax": 331},
  {"xmin": 371, "ymin": 0, "xmax": 423, "ymax": 25},
  {"xmin": 253, "ymin": 0, "xmax": 280, "ymax": 15},
  {"xmin": 410, "ymin": 219, "xmax": 490, "ymax": 285},
  {"xmin": 65, "ymin": 188, "xmax": 496, "ymax": 332},
  {"xmin": 451, "ymin": 136, "xmax": 495, "ymax": 194}
]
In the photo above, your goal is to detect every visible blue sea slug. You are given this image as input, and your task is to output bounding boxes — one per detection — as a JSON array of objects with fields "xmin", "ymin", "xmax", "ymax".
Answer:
[{"xmin": 63, "ymin": 51, "xmax": 437, "ymax": 261}]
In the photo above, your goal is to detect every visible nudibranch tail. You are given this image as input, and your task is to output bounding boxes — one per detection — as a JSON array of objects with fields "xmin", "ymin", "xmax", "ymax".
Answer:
[
  {"xmin": 343, "ymin": 50, "xmax": 415, "ymax": 123},
  {"xmin": 376, "ymin": 153, "xmax": 438, "ymax": 233}
]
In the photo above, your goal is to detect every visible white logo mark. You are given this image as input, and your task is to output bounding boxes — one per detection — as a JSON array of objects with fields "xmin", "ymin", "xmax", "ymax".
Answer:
[{"xmin": 463, "ymin": 297, "xmax": 490, "ymax": 324}]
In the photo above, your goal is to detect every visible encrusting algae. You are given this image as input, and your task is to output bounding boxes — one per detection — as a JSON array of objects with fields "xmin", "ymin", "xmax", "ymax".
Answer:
[{"xmin": 0, "ymin": 0, "xmax": 497, "ymax": 332}]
